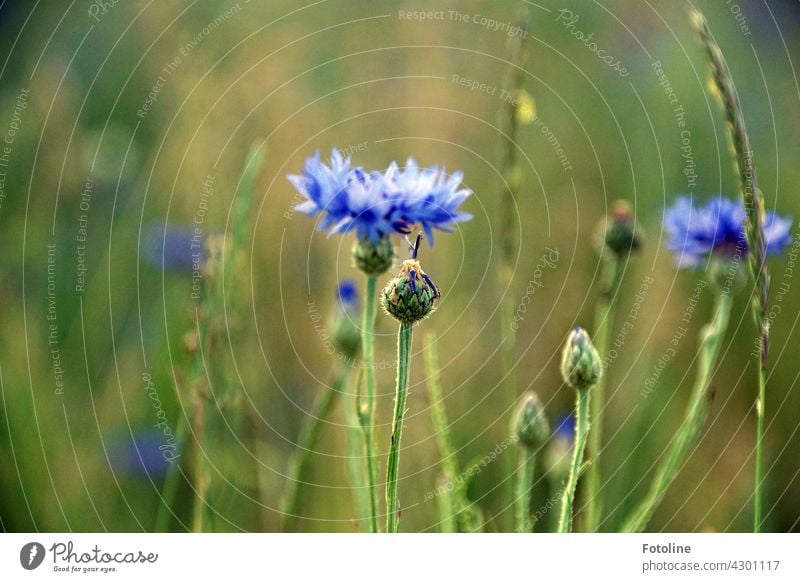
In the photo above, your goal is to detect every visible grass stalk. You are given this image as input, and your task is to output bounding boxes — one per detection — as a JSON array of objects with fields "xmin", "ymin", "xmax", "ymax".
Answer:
[
  {"xmin": 357, "ymin": 274, "xmax": 380, "ymax": 532},
  {"xmin": 343, "ymin": 367, "xmax": 372, "ymax": 530},
  {"xmin": 424, "ymin": 332, "xmax": 481, "ymax": 532},
  {"xmin": 584, "ymin": 256, "xmax": 622, "ymax": 531},
  {"xmin": 621, "ymin": 289, "xmax": 732, "ymax": 532},
  {"xmin": 153, "ymin": 415, "xmax": 188, "ymax": 531},
  {"xmin": 497, "ymin": 5, "xmax": 531, "ymax": 531},
  {"xmin": 280, "ymin": 365, "xmax": 345, "ymax": 531},
  {"xmin": 191, "ymin": 389, "xmax": 208, "ymax": 533},
  {"xmin": 691, "ymin": 9, "xmax": 770, "ymax": 532}
]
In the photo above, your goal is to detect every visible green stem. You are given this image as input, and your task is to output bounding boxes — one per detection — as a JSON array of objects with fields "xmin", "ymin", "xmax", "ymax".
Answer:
[
  {"xmin": 386, "ymin": 322, "xmax": 413, "ymax": 533},
  {"xmin": 191, "ymin": 391, "xmax": 207, "ymax": 533},
  {"xmin": 496, "ymin": 5, "xmax": 531, "ymax": 532},
  {"xmin": 154, "ymin": 414, "xmax": 188, "ymax": 532},
  {"xmin": 515, "ymin": 447, "xmax": 537, "ymax": 532},
  {"xmin": 424, "ymin": 332, "xmax": 480, "ymax": 532},
  {"xmin": 622, "ymin": 289, "xmax": 732, "ymax": 532},
  {"xmin": 692, "ymin": 10, "xmax": 770, "ymax": 534},
  {"xmin": 357, "ymin": 275, "xmax": 380, "ymax": 532},
  {"xmin": 754, "ymin": 364, "xmax": 766, "ymax": 532},
  {"xmin": 584, "ymin": 257, "xmax": 622, "ymax": 531},
  {"xmin": 558, "ymin": 388, "xmax": 590, "ymax": 532},
  {"xmin": 435, "ymin": 474, "xmax": 458, "ymax": 533},
  {"xmin": 344, "ymin": 367, "xmax": 372, "ymax": 531},
  {"xmin": 280, "ymin": 366, "xmax": 344, "ymax": 531}
]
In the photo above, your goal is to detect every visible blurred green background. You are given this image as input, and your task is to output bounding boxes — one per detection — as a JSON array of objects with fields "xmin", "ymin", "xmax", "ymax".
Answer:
[{"xmin": 1, "ymin": 0, "xmax": 799, "ymax": 532}]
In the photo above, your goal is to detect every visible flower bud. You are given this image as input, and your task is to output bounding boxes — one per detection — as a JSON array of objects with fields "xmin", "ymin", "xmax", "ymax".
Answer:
[
  {"xmin": 330, "ymin": 280, "xmax": 361, "ymax": 360},
  {"xmin": 353, "ymin": 235, "xmax": 394, "ymax": 275},
  {"xmin": 512, "ymin": 392, "xmax": 550, "ymax": 450},
  {"xmin": 597, "ymin": 199, "xmax": 642, "ymax": 257},
  {"xmin": 560, "ymin": 327, "xmax": 601, "ymax": 391},
  {"xmin": 381, "ymin": 258, "xmax": 439, "ymax": 324}
]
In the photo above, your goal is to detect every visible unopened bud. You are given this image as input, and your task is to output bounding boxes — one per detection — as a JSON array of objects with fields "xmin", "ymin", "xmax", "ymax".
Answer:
[
  {"xmin": 598, "ymin": 200, "xmax": 643, "ymax": 257},
  {"xmin": 381, "ymin": 259, "xmax": 439, "ymax": 325},
  {"xmin": 512, "ymin": 392, "xmax": 550, "ymax": 450},
  {"xmin": 560, "ymin": 327, "xmax": 601, "ymax": 391},
  {"xmin": 353, "ymin": 235, "xmax": 394, "ymax": 275}
]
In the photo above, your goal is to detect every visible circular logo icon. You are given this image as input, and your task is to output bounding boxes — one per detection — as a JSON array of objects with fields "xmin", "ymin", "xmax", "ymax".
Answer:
[{"xmin": 20, "ymin": 542, "xmax": 45, "ymax": 570}]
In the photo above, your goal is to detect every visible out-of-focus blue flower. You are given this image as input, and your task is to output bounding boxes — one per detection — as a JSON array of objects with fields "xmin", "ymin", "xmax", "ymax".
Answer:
[
  {"xmin": 106, "ymin": 430, "xmax": 178, "ymax": 478},
  {"xmin": 553, "ymin": 413, "xmax": 575, "ymax": 443},
  {"xmin": 545, "ymin": 413, "xmax": 574, "ymax": 480},
  {"xmin": 664, "ymin": 196, "xmax": 792, "ymax": 268},
  {"xmin": 143, "ymin": 224, "xmax": 204, "ymax": 271},
  {"xmin": 332, "ymin": 279, "xmax": 360, "ymax": 358},
  {"xmin": 289, "ymin": 150, "xmax": 472, "ymax": 244},
  {"xmin": 336, "ymin": 279, "xmax": 359, "ymax": 312}
]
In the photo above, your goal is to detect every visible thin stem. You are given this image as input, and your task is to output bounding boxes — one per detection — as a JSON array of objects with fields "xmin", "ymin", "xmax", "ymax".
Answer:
[
  {"xmin": 280, "ymin": 366, "xmax": 344, "ymax": 531},
  {"xmin": 558, "ymin": 388, "xmax": 591, "ymax": 533},
  {"xmin": 424, "ymin": 332, "xmax": 480, "ymax": 532},
  {"xmin": 692, "ymin": 10, "xmax": 770, "ymax": 533},
  {"xmin": 357, "ymin": 275, "xmax": 380, "ymax": 532},
  {"xmin": 435, "ymin": 474, "xmax": 458, "ymax": 533},
  {"xmin": 154, "ymin": 414, "xmax": 188, "ymax": 532},
  {"xmin": 515, "ymin": 447, "xmax": 537, "ymax": 532},
  {"xmin": 754, "ymin": 367, "xmax": 766, "ymax": 532},
  {"xmin": 584, "ymin": 256, "xmax": 622, "ymax": 531},
  {"xmin": 191, "ymin": 390, "xmax": 207, "ymax": 533},
  {"xmin": 496, "ymin": 5, "xmax": 531, "ymax": 532},
  {"xmin": 386, "ymin": 322, "xmax": 413, "ymax": 533},
  {"xmin": 344, "ymin": 367, "xmax": 372, "ymax": 531},
  {"xmin": 622, "ymin": 289, "xmax": 732, "ymax": 532}
]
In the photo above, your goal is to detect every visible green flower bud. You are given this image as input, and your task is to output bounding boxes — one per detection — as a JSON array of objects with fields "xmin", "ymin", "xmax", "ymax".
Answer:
[
  {"xmin": 512, "ymin": 392, "xmax": 550, "ymax": 450},
  {"xmin": 353, "ymin": 235, "xmax": 394, "ymax": 275},
  {"xmin": 560, "ymin": 327, "xmax": 601, "ymax": 391},
  {"xmin": 381, "ymin": 258, "xmax": 439, "ymax": 325},
  {"xmin": 596, "ymin": 199, "xmax": 643, "ymax": 257}
]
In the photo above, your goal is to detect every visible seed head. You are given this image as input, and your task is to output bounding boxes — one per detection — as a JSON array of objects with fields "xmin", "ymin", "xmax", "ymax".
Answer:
[{"xmin": 381, "ymin": 258, "xmax": 439, "ymax": 325}]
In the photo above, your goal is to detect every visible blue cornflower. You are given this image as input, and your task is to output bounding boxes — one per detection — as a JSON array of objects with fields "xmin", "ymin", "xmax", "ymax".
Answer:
[
  {"xmin": 289, "ymin": 150, "xmax": 472, "ymax": 244},
  {"xmin": 143, "ymin": 224, "xmax": 205, "ymax": 271},
  {"xmin": 336, "ymin": 278, "xmax": 359, "ymax": 312},
  {"xmin": 106, "ymin": 430, "xmax": 178, "ymax": 477},
  {"xmin": 383, "ymin": 158, "xmax": 473, "ymax": 244},
  {"xmin": 545, "ymin": 413, "xmax": 574, "ymax": 479},
  {"xmin": 289, "ymin": 149, "xmax": 354, "ymax": 233},
  {"xmin": 332, "ymin": 279, "xmax": 361, "ymax": 358},
  {"xmin": 664, "ymin": 196, "xmax": 792, "ymax": 268},
  {"xmin": 554, "ymin": 413, "xmax": 575, "ymax": 443}
]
